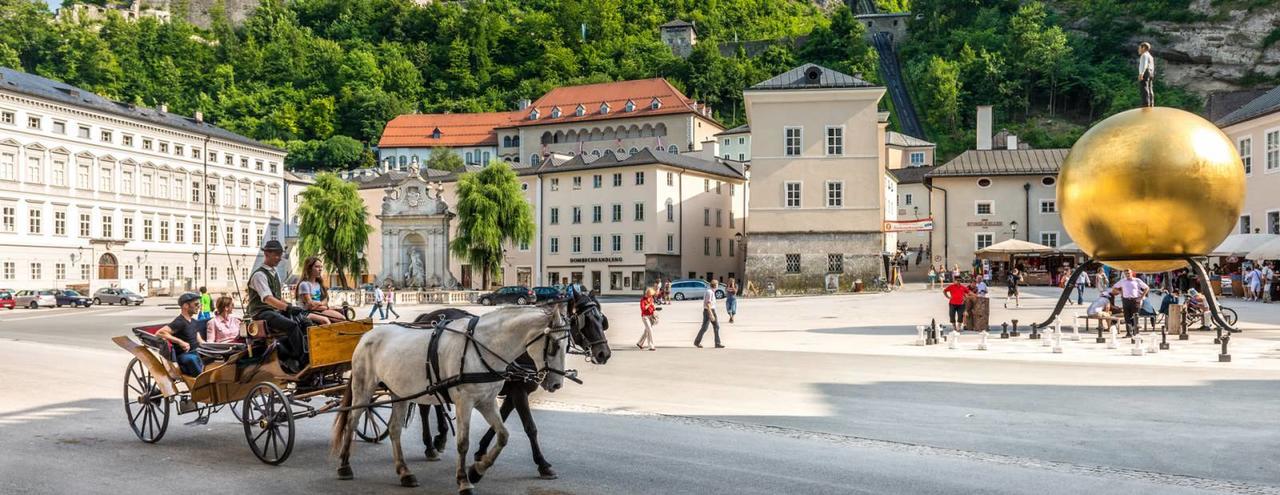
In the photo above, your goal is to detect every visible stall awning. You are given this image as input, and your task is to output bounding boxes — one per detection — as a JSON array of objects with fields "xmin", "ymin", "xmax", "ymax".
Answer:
[
  {"xmin": 976, "ymin": 239, "xmax": 1057, "ymax": 255},
  {"xmin": 1211, "ymin": 233, "xmax": 1279, "ymax": 257},
  {"xmin": 1245, "ymin": 236, "xmax": 1280, "ymax": 260},
  {"xmin": 1058, "ymin": 242, "xmax": 1083, "ymax": 253}
]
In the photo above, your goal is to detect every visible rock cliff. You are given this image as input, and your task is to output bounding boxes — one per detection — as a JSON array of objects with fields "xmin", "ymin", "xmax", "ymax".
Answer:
[{"xmin": 1149, "ymin": 0, "xmax": 1280, "ymax": 94}]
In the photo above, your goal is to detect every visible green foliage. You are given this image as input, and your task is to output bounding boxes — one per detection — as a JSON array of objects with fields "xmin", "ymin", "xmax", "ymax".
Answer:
[
  {"xmin": 295, "ymin": 173, "xmax": 372, "ymax": 288},
  {"xmin": 910, "ymin": 55, "xmax": 961, "ymax": 131},
  {"xmin": 1264, "ymin": 27, "xmax": 1280, "ymax": 49},
  {"xmin": 449, "ymin": 162, "xmax": 534, "ymax": 289},
  {"xmin": 874, "ymin": 0, "xmax": 911, "ymax": 12},
  {"xmin": 285, "ymin": 135, "xmax": 373, "ymax": 171},
  {"xmin": 426, "ymin": 147, "xmax": 464, "ymax": 173}
]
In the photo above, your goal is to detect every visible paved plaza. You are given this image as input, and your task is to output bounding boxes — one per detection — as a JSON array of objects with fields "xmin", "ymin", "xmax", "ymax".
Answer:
[{"xmin": 1, "ymin": 286, "xmax": 1279, "ymax": 494}]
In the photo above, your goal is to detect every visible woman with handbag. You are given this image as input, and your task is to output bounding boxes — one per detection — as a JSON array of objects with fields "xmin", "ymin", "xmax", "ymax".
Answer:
[{"xmin": 636, "ymin": 287, "xmax": 658, "ymax": 351}]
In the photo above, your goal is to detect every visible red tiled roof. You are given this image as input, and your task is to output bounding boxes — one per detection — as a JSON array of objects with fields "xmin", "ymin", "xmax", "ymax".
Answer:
[
  {"xmin": 504, "ymin": 78, "xmax": 716, "ymax": 128},
  {"xmin": 378, "ymin": 112, "xmax": 519, "ymax": 148}
]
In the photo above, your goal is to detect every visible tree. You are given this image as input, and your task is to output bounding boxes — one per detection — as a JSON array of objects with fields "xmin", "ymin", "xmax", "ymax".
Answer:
[
  {"xmin": 450, "ymin": 162, "xmax": 534, "ymax": 289},
  {"xmin": 295, "ymin": 173, "xmax": 372, "ymax": 288},
  {"xmin": 426, "ymin": 146, "xmax": 465, "ymax": 172},
  {"xmin": 913, "ymin": 55, "xmax": 961, "ymax": 131}
]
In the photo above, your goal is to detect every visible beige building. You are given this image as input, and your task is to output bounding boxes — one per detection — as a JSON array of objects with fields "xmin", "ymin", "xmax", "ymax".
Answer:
[
  {"xmin": 743, "ymin": 64, "xmax": 891, "ymax": 291},
  {"xmin": 885, "ymin": 131, "xmax": 936, "ymax": 251},
  {"xmin": 1215, "ymin": 85, "xmax": 1280, "ymax": 235}
]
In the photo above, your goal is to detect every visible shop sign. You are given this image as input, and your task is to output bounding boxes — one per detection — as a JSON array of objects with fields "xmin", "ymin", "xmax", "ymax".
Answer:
[
  {"xmin": 965, "ymin": 219, "xmax": 1004, "ymax": 228},
  {"xmin": 883, "ymin": 218, "xmax": 934, "ymax": 232},
  {"xmin": 569, "ymin": 257, "xmax": 623, "ymax": 263}
]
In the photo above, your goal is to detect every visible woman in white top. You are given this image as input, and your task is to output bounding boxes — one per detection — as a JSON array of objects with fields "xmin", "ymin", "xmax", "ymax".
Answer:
[{"xmin": 297, "ymin": 256, "xmax": 347, "ymax": 325}]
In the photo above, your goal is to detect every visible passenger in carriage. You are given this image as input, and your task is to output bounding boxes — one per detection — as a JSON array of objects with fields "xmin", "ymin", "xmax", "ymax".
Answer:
[
  {"xmin": 206, "ymin": 296, "xmax": 243, "ymax": 344},
  {"xmin": 296, "ymin": 256, "xmax": 348, "ymax": 325},
  {"xmin": 156, "ymin": 292, "xmax": 205, "ymax": 376},
  {"xmin": 247, "ymin": 240, "xmax": 309, "ymax": 373}
]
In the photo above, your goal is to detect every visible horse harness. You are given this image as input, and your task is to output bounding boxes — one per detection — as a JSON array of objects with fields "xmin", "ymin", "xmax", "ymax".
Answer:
[{"xmin": 422, "ymin": 315, "xmax": 572, "ymax": 405}]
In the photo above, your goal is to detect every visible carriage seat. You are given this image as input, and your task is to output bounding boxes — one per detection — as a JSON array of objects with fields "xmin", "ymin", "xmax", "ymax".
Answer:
[
  {"xmin": 196, "ymin": 342, "xmax": 246, "ymax": 361},
  {"xmin": 132, "ymin": 324, "xmax": 170, "ymax": 353}
]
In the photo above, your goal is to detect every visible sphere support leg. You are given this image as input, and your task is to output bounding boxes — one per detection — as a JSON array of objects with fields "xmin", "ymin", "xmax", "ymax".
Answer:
[{"xmin": 1033, "ymin": 259, "xmax": 1098, "ymax": 330}]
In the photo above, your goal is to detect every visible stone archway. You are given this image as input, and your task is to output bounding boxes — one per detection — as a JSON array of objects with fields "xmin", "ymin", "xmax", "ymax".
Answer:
[{"xmin": 98, "ymin": 252, "xmax": 118, "ymax": 280}]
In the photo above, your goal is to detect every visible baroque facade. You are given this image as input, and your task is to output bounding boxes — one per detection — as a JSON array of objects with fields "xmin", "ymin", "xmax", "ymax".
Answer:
[{"xmin": 376, "ymin": 171, "xmax": 455, "ymax": 289}]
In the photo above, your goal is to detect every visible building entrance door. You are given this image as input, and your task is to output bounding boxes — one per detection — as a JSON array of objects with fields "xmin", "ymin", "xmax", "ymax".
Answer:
[
  {"xmin": 98, "ymin": 253, "xmax": 118, "ymax": 280},
  {"xmin": 461, "ymin": 264, "xmax": 472, "ymax": 289},
  {"xmin": 591, "ymin": 271, "xmax": 602, "ymax": 293}
]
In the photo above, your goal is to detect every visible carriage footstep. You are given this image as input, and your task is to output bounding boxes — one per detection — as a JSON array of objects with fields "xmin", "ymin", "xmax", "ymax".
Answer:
[{"xmin": 400, "ymin": 474, "xmax": 419, "ymax": 487}]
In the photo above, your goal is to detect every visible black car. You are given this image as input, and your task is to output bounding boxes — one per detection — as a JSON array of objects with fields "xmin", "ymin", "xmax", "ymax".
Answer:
[
  {"xmin": 533, "ymin": 286, "xmax": 562, "ymax": 302},
  {"xmin": 477, "ymin": 286, "xmax": 536, "ymax": 306},
  {"xmin": 55, "ymin": 289, "xmax": 93, "ymax": 308}
]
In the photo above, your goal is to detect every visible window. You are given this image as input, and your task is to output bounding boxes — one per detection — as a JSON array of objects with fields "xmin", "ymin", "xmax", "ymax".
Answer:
[
  {"xmin": 976, "ymin": 201, "xmax": 993, "ymax": 215},
  {"xmin": 82, "ymin": 264, "xmax": 91, "ymax": 280},
  {"xmin": 161, "ymin": 266, "xmax": 169, "ymax": 280},
  {"xmin": 191, "ymin": 181, "xmax": 201, "ymax": 203},
  {"xmin": 704, "ymin": 208, "xmax": 710, "ymax": 226},
  {"xmin": 592, "ymin": 205, "xmax": 602, "ymax": 223},
  {"xmin": 55, "ymin": 211, "xmax": 66, "ymax": 235},
  {"xmin": 123, "ymin": 216, "xmax": 133, "ymax": 239},
  {"xmin": 173, "ymin": 178, "xmax": 184, "ymax": 201},
  {"xmin": 28, "ymin": 208, "xmax": 40, "ymax": 234},
  {"xmin": 729, "ymin": 239, "xmax": 736, "ymax": 257},
  {"xmin": 176, "ymin": 266, "xmax": 184, "ymax": 280},
  {"xmin": 1270, "ymin": 211, "xmax": 1280, "ymax": 234},
  {"xmin": 255, "ymin": 227, "xmax": 263, "ymax": 246},
  {"xmin": 209, "ymin": 224, "xmax": 217, "ymax": 244},
  {"xmin": 612, "ymin": 204, "xmax": 622, "ymax": 222},
  {"xmin": 175, "ymin": 144, "xmax": 184, "ymax": 156},
  {"xmin": 1240, "ymin": 138, "xmax": 1252, "ymax": 174},
  {"xmin": 142, "ymin": 138, "xmax": 153, "ymax": 150},
  {"xmin": 99, "ymin": 167, "xmax": 113, "ymax": 192},
  {"xmin": 667, "ymin": 234, "xmax": 674, "ymax": 252},
  {"xmin": 122, "ymin": 134, "xmax": 133, "ymax": 147},
  {"xmin": 784, "ymin": 182, "xmax": 802, "ymax": 208},
  {"xmin": 716, "ymin": 181, "xmax": 722, "ymax": 194},
  {"xmin": 826, "ymin": 181, "xmax": 844, "ymax": 207},
  {"xmin": 904, "ymin": 193, "xmax": 913, "ymax": 206},
  {"xmin": 240, "ymin": 186, "xmax": 249, "ymax": 208},
  {"xmin": 1040, "ymin": 199, "xmax": 1057, "ymax": 213},
  {"xmin": 241, "ymin": 157, "xmax": 249, "ymax": 168},
  {"xmin": 593, "ymin": 175, "xmax": 602, "ymax": 188},
  {"xmin": 255, "ymin": 160, "xmax": 264, "ymax": 171},
  {"xmin": 159, "ymin": 220, "xmax": 170, "ymax": 242},
  {"xmin": 1240, "ymin": 215, "xmax": 1252, "ymax": 234},
  {"xmin": 573, "ymin": 176, "xmax": 582, "ymax": 189},
  {"xmin": 1040, "ymin": 232, "xmax": 1059, "ymax": 247},
  {"xmin": 226, "ymin": 225, "xmax": 234, "ymax": 245},
  {"xmin": 145, "ymin": 266, "xmax": 153, "ymax": 279},
  {"xmin": 1, "ymin": 206, "xmax": 13, "ymax": 233},
  {"xmin": 704, "ymin": 178, "xmax": 710, "ymax": 192},
  {"xmin": 1041, "ymin": 176, "xmax": 1056, "ymax": 186},
  {"xmin": 141, "ymin": 174, "xmax": 152, "ymax": 196},
  {"xmin": 29, "ymin": 263, "xmax": 39, "ymax": 279},
  {"xmin": 666, "ymin": 199, "xmax": 674, "ymax": 222},
  {"xmin": 56, "ymin": 263, "xmax": 65, "ymax": 279},
  {"xmin": 100, "ymin": 214, "xmax": 112, "ymax": 238},
  {"xmin": 716, "ymin": 238, "xmax": 722, "ymax": 256},
  {"xmin": 976, "ymin": 233, "xmax": 994, "ymax": 250},
  {"xmin": 666, "ymin": 172, "xmax": 674, "ymax": 186},
  {"xmin": 784, "ymin": 127, "xmax": 802, "ymax": 156},
  {"xmin": 828, "ymin": 254, "xmax": 843, "ymax": 273},
  {"xmin": 177, "ymin": 222, "xmax": 186, "ymax": 243},
  {"xmin": 0, "ymin": 111, "xmax": 11, "ymax": 125},
  {"xmin": 572, "ymin": 207, "xmax": 582, "ymax": 224},
  {"xmin": 634, "ymin": 202, "xmax": 644, "ymax": 221},
  {"xmin": 550, "ymin": 207, "xmax": 559, "ymax": 224},
  {"xmin": 193, "ymin": 223, "xmax": 201, "ymax": 244},
  {"xmin": 910, "ymin": 152, "xmax": 926, "ymax": 166},
  {"xmin": 159, "ymin": 142, "xmax": 169, "ymax": 153},
  {"xmin": 612, "ymin": 173, "xmax": 622, "ymax": 187},
  {"xmin": 592, "ymin": 235, "xmax": 602, "ymax": 253},
  {"xmin": 0, "ymin": 152, "xmax": 11, "ymax": 181},
  {"xmin": 977, "ymin": 178, "xmax": 992, "ymax": 188},
  {"xmin": 78, "ymin": 126, "xmax": 90, "ymax": 139},
  {"xmin": 79, "ymin": 213, "xmax": 90, "ymax": 237},
  {"xmin": 635, "ymin": 171, "xmax": 645, "ymax": 185},
  {"xmin": 1, "ymin": 262, "xmax": 10, "ymax": 279},
  {"xmin": 704, "ymin": 237, "xmax": 710, "ymax": 255},
  {"xmin": 531, "ymin": 153, "xmax": 540, "ymax": 164},
  {"xmin": 716, "ymin": 209, "xmax": 723, "ymax": 227},
  {"xmin": 1268, "ymin": 131, "xmax": 1279, "ymax": 171},
  {"xmin": 611, "ymin": 234, "xmax": 622, "ymax": 252},
  {"xmin": 826, "ymin": 126, "xmax": 844, "ymax": 156},
  {"xmin": 571, "ymin": 236, "xmax": 582, "ymax": 253},
  {"xmin": 550, "ymin": 237, "xmax": 560, "ymax": 253},
  {"xmin": 26, "ymin": 157, "xmax": 41, "ymax": 184},
  {"xmin": 26, "ymin": 115, "xmax": 40, "ymax": 129},
  {"xmin": 52, "ymin": 161, "xmax": 65, "ymax": 186},
  {"xmin": 242, "ymin": 226, "xmax": 250, "ymax": 247},
  {"xmin": 124, "ymin": 265, "xmax": 132, "ymax": 279},
  {"xmin": 786, "ymin": 254, "xmax": 801, "ymax": 273},
  {"xmin": 551, "ymin": 178, "xmax": 559, "ymax": 191},
  {"xmin": 634, "ymin": 234, "xmax": 644, "ymax": 251},
  {"xmin": 143, "ymin": 219, "xmax": 153, "ymax": 241},
  {"xmin": 53, "ymin": 120, "xmax": 65, "ymax": 134},
  {"xmin": 121, "ymin": 171, "xmax": 133, "ymax": 194},
  {"xmin": 729, "ymin": 211, "xmax": 735, "ymax": 228}
]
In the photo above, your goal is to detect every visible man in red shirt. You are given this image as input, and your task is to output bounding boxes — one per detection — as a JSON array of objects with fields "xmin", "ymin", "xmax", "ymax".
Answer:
[{"xmin": 943, "ymin": 279, "xmax": 970, "ymax": 329}]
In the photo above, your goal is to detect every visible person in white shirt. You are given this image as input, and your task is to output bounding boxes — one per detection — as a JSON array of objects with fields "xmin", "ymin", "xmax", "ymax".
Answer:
[
  {"xmin": 1263, "ymin": 262, "xmax": 1275, "ymax": 303},
  {"xmin": 1075, "ymin": 269, "xmax": 1090, "ymax": 305},
  {"xmin": 1138, "ymin": 42, "xmax": 1155, "ymax": 107},
  {"xmin": 367, "ymin": 285, "xmax": 385, "ymax": 320},
  {"xmin": 693, "ymin": 279, "xmax": 723, "ymax": 348},
  {"xmin": 1087, "ymin": 288, "xmax": 1118, "ymax": 331}
]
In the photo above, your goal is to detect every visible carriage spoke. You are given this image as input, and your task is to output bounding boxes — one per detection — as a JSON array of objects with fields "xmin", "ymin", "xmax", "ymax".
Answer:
[
  {"xmin": 253, "ymin": 424, "xmax": 271, "ymax": 443},
  {"xmin": 128, "ymin": 403, "xmax": 144, "ymax": 425}
]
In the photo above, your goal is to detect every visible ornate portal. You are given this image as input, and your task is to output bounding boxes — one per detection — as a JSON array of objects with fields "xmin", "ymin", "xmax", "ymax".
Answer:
[{"xmin": 377, "ymin": 172, "xmax": 457, "ymax": 289}]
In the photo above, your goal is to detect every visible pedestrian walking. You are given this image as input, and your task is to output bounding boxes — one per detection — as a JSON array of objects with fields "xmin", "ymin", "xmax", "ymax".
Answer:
[
  {"xmin": 662, "ymin": 279, "xmax": 673, "ymax": 305},
  {"xmin": 726, "ymin": 277, "xmax": 739, "ymax": 323},
  {"xmin": 1112, "ymin": 269, "xmax": 1150, "ymax": 336},
  {"xmin": 383, "ymin": 284, "xmax": 401, "ymax": 320},
  {"xmin": 943, "ymin": 278, "xmax": 970, "ymax": 330},
  {"xmin": 1263, "ymin": 262, "xmax": 1275, "ymax": 303},
  {"xmin": 694, "ymin": 279, "xmax": 724, "ymax": 348},
  {"xmin": 927, "ymin": 266, "xmax": 937, "ymax": 290},
  {"xmin": 1075, "ymin": 269, "xmax": 1090, "ymax": 305},
  {"xmin": 636, "ymin": 288, "xmax": 658, "ymax": 351},
  {"xmin": 1095, "ymin": 267, "xmax": 1110, "ymax": 292},
  {"xmin": 1137, "ymin": 42, "xmax": 1156, "ymax": 108},
  {"xmin": 197, "ymin": 286, "xmax": 213, "ymax": 321},
  {"xmin": 368, "ymin": 285, "xmax": 385, "ymax": 319},
  {"xmin": 1004, "ymin": 267, "xmax": 1023, "ymax": 309}
]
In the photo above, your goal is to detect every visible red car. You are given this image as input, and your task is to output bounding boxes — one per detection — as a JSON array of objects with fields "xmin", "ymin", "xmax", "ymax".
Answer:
[{"xmin": 0, "ymin": 289, "xmax": 14, "ymax": 310}]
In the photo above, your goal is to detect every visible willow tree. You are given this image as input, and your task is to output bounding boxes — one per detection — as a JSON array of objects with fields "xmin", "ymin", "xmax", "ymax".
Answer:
[
  {"xmin": 450, "ymin": 162, "xmax": 535, "ymax": 289},
  {"xmin": 295, "ymin": 173, "xmax": 372, "ymax": 288}
]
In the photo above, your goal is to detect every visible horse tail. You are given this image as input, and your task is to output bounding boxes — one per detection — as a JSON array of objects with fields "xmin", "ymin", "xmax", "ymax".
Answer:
[{"xmin": 329, "ymin": 382, "xmax": 352, "ymax": 458}]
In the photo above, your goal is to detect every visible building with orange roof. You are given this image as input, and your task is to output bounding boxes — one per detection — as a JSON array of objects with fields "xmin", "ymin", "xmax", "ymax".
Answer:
[{"xmin": 378, "ymin": 111, "xmax": 518, "ymax": 169}]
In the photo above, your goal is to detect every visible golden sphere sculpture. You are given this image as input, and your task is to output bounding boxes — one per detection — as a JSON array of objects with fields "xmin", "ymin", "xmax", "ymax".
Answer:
[{"xmin": 1058, "ymin": 107, "xmax": 1245, "ymax": 272}]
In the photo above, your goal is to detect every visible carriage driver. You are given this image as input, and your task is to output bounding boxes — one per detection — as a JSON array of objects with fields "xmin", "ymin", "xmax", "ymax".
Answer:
[{"xmin": 247, "ymin": 240, "xmax": 308, "ymax": 373}]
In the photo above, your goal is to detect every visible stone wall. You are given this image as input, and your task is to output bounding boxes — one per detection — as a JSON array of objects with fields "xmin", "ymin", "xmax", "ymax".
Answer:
[
  {"xmin": 1140, "ymin": 0, "xmax": 1280, "ymax": 95},
  {"xmin": 745, "ymin": 232, "xmax": 885, "ymax": 294}
]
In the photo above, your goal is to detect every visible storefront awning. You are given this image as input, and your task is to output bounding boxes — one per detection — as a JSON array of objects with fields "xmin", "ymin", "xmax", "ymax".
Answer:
[{"xmin": 1211, "ymin": 233, "xmax": 1279, "ymax": 257}]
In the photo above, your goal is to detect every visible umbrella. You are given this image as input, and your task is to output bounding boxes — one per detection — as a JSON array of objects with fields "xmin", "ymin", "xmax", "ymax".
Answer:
[
  {"xmin": 1058, "ymin": 242, "xmax": 1083, "ymax": 253},
  {"xmin": 1245, "ymin": 236, "xmax": 1280, "ymax": 260},
  {"xmin": 976, "ymin": 238, "xmax": 1057, "ymax": 254},
  {"xmin": 1211, "ymin": 233, "xmax": 1279, "ymax": 257}
]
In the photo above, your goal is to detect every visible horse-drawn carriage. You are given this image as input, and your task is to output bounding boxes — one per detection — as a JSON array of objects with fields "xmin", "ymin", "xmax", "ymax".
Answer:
[{"xmin": 112, "ymin": 316, "xmax": 388, "ymax": 464}]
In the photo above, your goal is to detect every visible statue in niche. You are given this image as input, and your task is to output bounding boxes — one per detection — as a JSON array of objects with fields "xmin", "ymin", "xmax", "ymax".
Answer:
[{"xmin": 403, "ymin": 248, "xmax": 425, "ymax": 288}]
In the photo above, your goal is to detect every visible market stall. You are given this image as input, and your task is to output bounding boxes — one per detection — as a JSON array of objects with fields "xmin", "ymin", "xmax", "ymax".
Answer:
[{"xmin": 975, "ymin": 239, "xmax": 1077, "ymax": 286}]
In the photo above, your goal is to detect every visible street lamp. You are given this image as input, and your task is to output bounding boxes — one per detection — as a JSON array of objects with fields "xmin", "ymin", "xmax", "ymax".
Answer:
[
  {"xmin": 69, "ymin": 246, "xmax": 85, "ymax": 265},
  {"xmin": 1010, "ymin": 220, "xmax": 1019, "ymax": 240},
  {"xmin": 192, "ymin": 252, "xmax": 200, "ymax": 286}
]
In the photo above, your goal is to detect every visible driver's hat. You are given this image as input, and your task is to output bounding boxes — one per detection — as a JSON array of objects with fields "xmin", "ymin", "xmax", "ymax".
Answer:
[{"xmin": 262, "ymin": 240, "xmax": 284, "ymax": 252}]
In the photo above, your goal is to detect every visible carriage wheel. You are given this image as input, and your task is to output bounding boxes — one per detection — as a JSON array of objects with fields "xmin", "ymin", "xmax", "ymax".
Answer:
[
  {"xmin": 228, "ymin": 401, "xmax": 247, "ymax": 423},
  {"xmin": 124, "ymin": 358, "xmax": 170, "ymax": 443},
  {"xmin": 355, "ymin": 401, "xmax": 393, "ymax": 443},
  {"xmin": 242, "ymin": 382, "xmax": 295, "ymax": 465},
  {"xmin": 342, "ymin": 305, "xmax": 356, "ymax": 321}
]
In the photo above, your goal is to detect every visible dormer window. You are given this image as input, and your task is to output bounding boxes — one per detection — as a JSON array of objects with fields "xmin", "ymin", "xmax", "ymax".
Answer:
[
  {"xmin": 431, "ymin": 127, "xmax": 442, "ymax": 139},
  {"xmin": 529, "ymin": 109, "xmax": 540, "ymax": 120},
  {"xmin": 551, "ymin": 106, "xmax": 562, "ymax": 118},
  {"xmin": 575, "ymin": 104, "xmax": 585, "ymax": 117},
  {"xmin": 624, "ymin": 100, "xmax": 636, "ymax": 112},
  {"xmin": 650, "ymin": 98, "xmax": 661, "ymax": 110},
  {"xmin": 600, "ymin": 102, "xmax": 610, "ymax": 115}
]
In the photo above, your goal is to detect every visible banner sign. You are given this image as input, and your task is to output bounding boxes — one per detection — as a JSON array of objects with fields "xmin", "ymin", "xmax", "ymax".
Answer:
[{"xmin": 883, "ymin": 218, "xmax": 934, "ymax": 232}]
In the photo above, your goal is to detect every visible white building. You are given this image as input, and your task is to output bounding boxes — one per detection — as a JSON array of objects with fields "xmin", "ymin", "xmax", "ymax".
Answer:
[
  {"xmin": 0, "ymin": 68, "xmax": 286, "ymax": 296},
  {"xmin": 715, "ymin": 124, "xmax": 751, "ymax": 163}
]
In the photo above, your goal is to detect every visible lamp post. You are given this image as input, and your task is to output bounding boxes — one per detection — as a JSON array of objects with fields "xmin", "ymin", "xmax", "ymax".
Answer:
[
  {"xmin": 735, "ymin": 231, "xmax": 747, "ymax": 285},
  {"xmin": 1010, "ymin": 220, "xmax": 1019, "ymax": 241},
  {"xmin": 192, "ymin": 252, "xmax": 200, "ymax": 288}
]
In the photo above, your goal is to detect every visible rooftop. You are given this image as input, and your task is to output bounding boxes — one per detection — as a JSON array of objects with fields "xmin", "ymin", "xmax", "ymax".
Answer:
[
  {"xmin": 508, "ymin": 78, "xmax": 718, "ymax": 129},
  {"xmin": 927, "ymin": 149, "xmax": 1068, "ymax": 178},
  {"xmin": 715, "ymin": 124, "xmax": 750, "ymax": 136},
  {"xmin": 378, "ymin": 111, "xmax": 518, "ymax": 149},
  {"xmin": 536, "ymin": 148, "xmax": 745, "ymax": 181},
  {"xmin": 887, "ymin": 165, "xmax": 936, "ymax": 184},
  {"xmin": 660, "ymin": 19, "xmax": 695, "ymax": 29},
  {"xmin": 1215, "ymin": 84, "xmax": 1280, "ymax": 128},
  {"xmin": 1205, "ymin": 88, "xmax": 1271, "ymax": 123},
  {"xmin": 749, "ymin": 63, "xmax": 876, "ymax": 91},
  {"xmin": 886, "ymin": 131, "xmax": 935, "ymax": 148},
  {"xmin": 0, "ymin": 67, "xmax": 280, "ymax": 152}
]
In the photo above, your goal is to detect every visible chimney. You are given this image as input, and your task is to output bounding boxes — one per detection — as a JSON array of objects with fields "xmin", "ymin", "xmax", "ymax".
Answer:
[
  {"xmin": 158, "ymin": 103, "xmax": 168, "ymax": 114},
  {"xmin": 1006, "ymin": 135, "xmax": 1018, "ymax": 150},
  {"xmin": 194, "ymin": 111, "xmax": 203, "ymax": 123},
  {"xmin": 699, "ymin": 138, "xmax": 720, "ymax": 161},
  {"xmin": 382, "ymin": 158, "xmax": 390, "ymax": 172},
  {"xmin": 517, "ymin": 99, "xmax": 531, "ymax": 110},
  {"xmin": 976, "ymin": 105, "xmax": 992, "ymax": 151}
]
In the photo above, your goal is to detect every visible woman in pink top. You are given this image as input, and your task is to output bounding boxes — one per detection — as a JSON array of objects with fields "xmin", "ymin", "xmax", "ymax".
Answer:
[{"xmin": 205, "ymin": 296, "xmax": 242, "ymax": 343}]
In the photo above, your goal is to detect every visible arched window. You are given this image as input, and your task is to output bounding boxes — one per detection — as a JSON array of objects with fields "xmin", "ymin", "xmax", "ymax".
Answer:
[
  {"xmin": 529, "ymin": 109, "xmax": 540, "ymax": 120},
  {"xmin": 465, "ymin": 151, "xmax": 473, "ymax": 164},
  {"xmin": 651, "ymin": 98, "xmax": 662, "ymax": 110},
  {"xmin": 502, "ymin": 136, "xmax": 511, "ymax": 147},
  {"xmin": 551, "ymin": 107, "xmax": 562, "ymax": 118},
  {"xmin": 512, "ymin": 136, "xmax": 520, "ymax": 147},
  {"xmin": 530, "ymin": 153, "xmax": 540, "ymax": 164},
  {"xmin": 600, "ymin": 102, "xmax": 610, "ymax": 114},
  {"xmin": 629, "ymin": 147, "xmax": 638, "ymax": 154},
  {"xmin": 592, "ymin": 150, "xmax": 601, "ymax": 157},
  {"xmin": 399, "ymin": 156, "xmax": 407, "ymax": 167},
  {"xmin": 617, "ymin": 148, "xmax": 626, "ymax": 156},
  {"xmin": 98, "ymin": 253, "xmax": 118, "ymax": 279},
  {"xmin": 482, "ymin": 152, "xmax": 490, "ymax": 164},
  {"xmin": 667, "ymin": 145, "xmax": 678, "ymax": 154}
]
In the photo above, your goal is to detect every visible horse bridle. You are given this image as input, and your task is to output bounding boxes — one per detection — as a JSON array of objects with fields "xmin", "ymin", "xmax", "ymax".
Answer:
[
  {"xmin": 566, "ymin": 296, "xmax": 608, "ymax": 363},
  {"xmin": 523, "ymin": 312, "xmax": 581, "ymax": 385}
]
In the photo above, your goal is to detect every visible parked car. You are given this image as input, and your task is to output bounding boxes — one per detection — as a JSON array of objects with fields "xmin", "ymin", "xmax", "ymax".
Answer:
[
  {"xmin": 533, "ymin": 286, "xmax": 562, "ymax": 302},
  {"xmin": 477, "ymin": 286, "xmax": 536, "ymax": 306},
  {"xmin": 93, "ymin": 287, "xmax": 146, "ymax": 306},
  {"xmin": 14, "ymin": 289, "xmax": 57, "ymax": 309},
  {"xmin": 669, "ymin": 279, "xmax": 725, "ymax": 300},
  {"xmin": 55, "ymin": 289, "xmax": 93, "ymax": 307},
  {"xmin": 0, "ymin": 289, "xmax": 14, "ymax": 310}
]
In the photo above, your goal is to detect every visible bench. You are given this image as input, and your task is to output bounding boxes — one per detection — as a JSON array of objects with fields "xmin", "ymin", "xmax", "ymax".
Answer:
[{"xmin": 1080, "ymin": 314, "xmax": 1122, "ymax": 343}]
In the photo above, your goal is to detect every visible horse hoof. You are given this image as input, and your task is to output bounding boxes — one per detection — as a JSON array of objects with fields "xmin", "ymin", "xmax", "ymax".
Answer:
[
  {"xmin": 433, "ymin": 435, "xmax": 448, "ymax": 452},
  {"xmin": 538, "ymin": 465, "xmax": 558, "ymax": 480},
  {"xmin": 459, "ymin": 489, "xmax": 474, "ymax": 495},
  {"xmin": 426, "ymin": 449, "xmax": 441, "ymax": 462},
  {"xmin": 337, "ymin": 466, "xmax": 354, "ymax": 480},
  {"xmin": 467, "ymin": 465, "xmax": 484, "ymax": 484},
  {"xmin": 473, "ymin": 451, "xmax": 484, "ymax": 463},
  {"xmin": 400, "ymin": 474, "xmax": 419, "ymax": 487}
]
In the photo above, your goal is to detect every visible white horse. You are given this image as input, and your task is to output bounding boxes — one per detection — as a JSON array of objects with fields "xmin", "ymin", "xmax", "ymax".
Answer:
[{"xmin": 331, "ymin": 302, "xmax": 603, "ymax": 494}]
